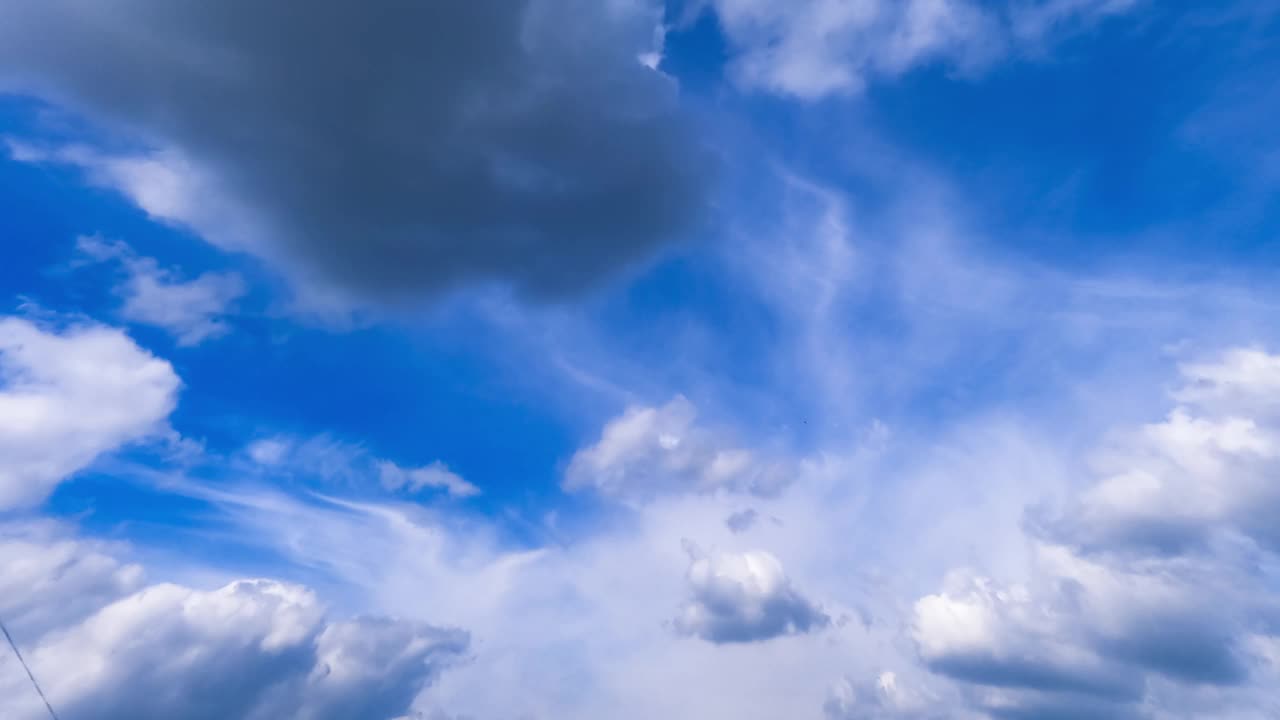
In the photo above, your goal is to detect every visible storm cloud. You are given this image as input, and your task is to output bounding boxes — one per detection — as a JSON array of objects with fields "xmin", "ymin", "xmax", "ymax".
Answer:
[{"xmin": 0, "ymin": 0, "xmax": 713, "ymax": 303}]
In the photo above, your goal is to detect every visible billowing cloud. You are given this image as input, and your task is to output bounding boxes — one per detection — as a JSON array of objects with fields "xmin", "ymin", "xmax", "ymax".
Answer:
[
  {"xmin": 698, "ymin": 0, "xmax": 1138, "ymax": 99},
  {"xmin": 673, "ymin": 544, "xmax": 829, "ymax": 643},
  {"xmin": 0, "ymin": 316, "xmax": 180, "ymax": 508},
  {"xmin": 76, "ymin": 235, "xmax": 245, "ymax": 345},
  {"xmin": 563, "ymin": 396, "xmax": 793, "ymax": 501},
  {"xmin": 910, "ymin": 348, "xmax": 1280, "ymax": 718},
  {"xmin": 0, "ymin": 522, "xmax": 143, "ymax": 639},
  {"xmin": 0, "ymin": 0, "xmax": 712, "ymax": 306},
  {"xmin": 0, "ymin": 528, "xmax": 468, "ymax": 720}
]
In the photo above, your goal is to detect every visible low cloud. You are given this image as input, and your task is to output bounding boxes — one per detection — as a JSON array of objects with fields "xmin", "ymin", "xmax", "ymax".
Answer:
[
  {"xmin": 564, "ymin": 396, "xmax": 794, "ymax": 501},
  {"xmin": 0, "ymin": 316, "xmax": 180, "ymax": 509},
  {"xmin": 673, "ymin": 544, "xmax": 829, "ymax": 644},
  {"xmin": 911, "ymin": 348, "xmax": 1280, "ymax": 717}
]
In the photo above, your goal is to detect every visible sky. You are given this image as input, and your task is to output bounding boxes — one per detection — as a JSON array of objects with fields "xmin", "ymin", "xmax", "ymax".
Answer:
[{"xmin": 1, "ymin": 1, "xmax": 1280, "ymax": 718}]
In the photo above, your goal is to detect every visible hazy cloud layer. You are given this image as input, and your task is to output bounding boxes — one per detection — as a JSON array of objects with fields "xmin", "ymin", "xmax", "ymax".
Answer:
[
  {"xmin": 700, "ymin": 0, "xmax": 1139, "ymax": 98},
  {"xmin": 0, "ymin": 0, "xmax": 713, "ymax": 305}
]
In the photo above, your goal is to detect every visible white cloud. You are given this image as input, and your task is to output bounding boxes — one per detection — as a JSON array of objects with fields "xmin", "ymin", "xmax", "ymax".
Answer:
[
  {"xmin": 673, "ymin": 544, "xmax": 830, "ymax": 643},
  {"xmin": 379, "ymin": 461, "xmax": 481, "ymax": 499},
  {"xmin": 247, "ymin": 437, "xmax": 292, "ymax": 466},
  {"xmin": 76, "ymin": 235, "xmax": 245, "ymax": 346},
  {"xmin": 238, "ymin": 435, "xmax": 479, "ymax": 499},
  {"xmin": 0, "ymin": 522, "xmax": 143, "ymax": 640},
  {"xmin": 1037, "ymin": 349, "xmax": 1280, "ymax": 555},
  {"xmin": 563, "ymin": 396, "xmax": 793, "ymax": 501},
  {"xmin": 909, "ymin": 349, "xmax": 1280, "ymax": 717},
  {"xmin": 824, "ymin": 671, "xmax": 943, "ymax": 719},
  {"xmin": 911, "ymin": 569, "xmax": 1143, "ymax": 704},
  {"xmin": 699, "ymin": 0, "xmax": 1139, "ymax": 99},
  {"xmin": 0, "ymin": 523, "xmax": 467, "ymax": 720},
  {"xmin": 0, "ymin": 316, "xmax": 180, "ymax": 509}
]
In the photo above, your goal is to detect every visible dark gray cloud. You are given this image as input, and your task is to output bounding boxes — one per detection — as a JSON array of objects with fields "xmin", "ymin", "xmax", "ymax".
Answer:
[{"xmin": 0, "ymin": 0, "xmax": 713, "ymax": 303}]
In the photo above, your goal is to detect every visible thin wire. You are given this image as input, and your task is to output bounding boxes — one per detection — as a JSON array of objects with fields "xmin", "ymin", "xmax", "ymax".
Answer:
[{"xmin": 0, "ymin": 616, "xmax": 61, "ymax": 720}]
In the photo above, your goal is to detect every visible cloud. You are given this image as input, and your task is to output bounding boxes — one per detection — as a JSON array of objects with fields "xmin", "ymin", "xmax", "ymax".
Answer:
[
  {"xmin": 0, "ymin": 316, "xmax": 180, "ymax": 508},
  {"xmin": 379, "ymin": 461, "xmax": 481, "ymax": 500},
  {"xmin": 563, "ymin": 396, "xmax": 793, "ymax": 501},
  {"xmin": 909, "ymin": 348, "xmax": 1280, "ymax": 717},
  {"xmin": 698, "ymin": 0, "xmax": 1139, "ymax": 99},
  {"xmin": 824, "ymin": 672, "xmax": 943, "ymax": 720},
  {"xmin": 911, "ymin": 570, "xmax": 1143, "ymax": 703},
  {"xmin": 0, "ymin": 0, "xmax": 713, "ymax": 306},
  {"xmin": 673, "ymin": 544, "xmax": 829, "ymax": 643},
  {"xmin": 75, "ymin": 235, "xmax": 245, "ymax": 345},
  {"xmin": 1034, "ymin": 349, "xmax": 1280, "ymax": 555},
  {"xmin": 240, "ymin": 435, "xmax": 478, "ymax": 499},
  {"xmin": 725, "ymin": 508, "xmax": 760, "ymax": 533},
  {"xmin": 0, "ymin": 522, "xmax": 143, "ymax": 640},
  {"xmin": 2, "ymin": 576, "xmax": 467, "ymax": 720}
]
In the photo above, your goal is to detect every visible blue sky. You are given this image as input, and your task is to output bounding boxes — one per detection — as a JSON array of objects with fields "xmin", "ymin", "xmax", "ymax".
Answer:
[{"xmin": 2, "ymin": 2, "xmax": 1280, "ymax": 719}]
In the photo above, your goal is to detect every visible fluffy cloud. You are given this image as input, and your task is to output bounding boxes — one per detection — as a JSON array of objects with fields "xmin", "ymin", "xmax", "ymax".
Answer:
[
  {"xmin": 911, "ymin": 569, "xmax": 1143, "ymax": 706},
  {"xmin": 0, "ymin": 522, "xmax": 143, "ymax": 639},
  {"xmin": 563, "ymin": 396, "xmax": 793, "ymax": 500},
  {"xmin": 76, "ymin": 235, "xmax": 244, "ymax": 345},
  {"xmin": 910, "ymin": 348, "xmax": 1280, "ymax": 718},
  {"xmin": 1034, "ymin": 351, "xmax": 1280, "ymax": 555},
  {"xmin": 673, "ymin": 545, "xmax": 829, "ymax": 643},
  {"xmin": 0, "ymin": 0, "xmax": 712, "ymax": 306},
  {"xmin": 0, "ymin": 316, "xmax": 180, "ymax": 508},
  {"xmin": 699, "ymin": 0, "xmax": 1138, "ymax": 99},
  {"xmin": 0, "ymin": 531, "xmax": 468, "ymax": 720}
]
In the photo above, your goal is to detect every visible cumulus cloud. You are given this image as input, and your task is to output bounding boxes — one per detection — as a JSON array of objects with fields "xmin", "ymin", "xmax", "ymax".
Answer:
[
  {"xmin": 910, "ymin": 348, "xmax": 1280, "ymax": 718},
  {"xmin": 698, "ymin": 0, "xmax": 1139, "ymax": 99},
  {"xmin": 0, "ymin": 316, "xmax": 180, "ymax": 508},
  {"xmin": 911, "ymin": 570, "xmax": 1143, "ymax": 704},
  {"xmin": 0, "ymin": 528, "xmax": 468, "ymax": 720},
  {"xmin": 1035, "ymin": 350, "xmax": 1280, "ymax": 555},
  {"xmin": 673, "ymin": 544, "xmax": 829, "ymax": 643},
  {"xmin": 0, "ymin": 0, "xmax": 712, "ymax": 306},
  {"xmin": 76, "ymin": 235, "xmax": 244, "ymax": 345},
  {"xmin": 0, "ymin": 522, "xmax": 143, "ymax": 640},
  {"xmin": 563, "ymin": 396, "xmax": 793, "ymax": 501}
]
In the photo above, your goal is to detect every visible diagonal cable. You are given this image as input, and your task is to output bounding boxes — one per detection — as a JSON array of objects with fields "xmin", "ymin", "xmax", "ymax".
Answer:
[{"xmin": 0, "ymin": 617, "xmax": 61, "ymax": 720}]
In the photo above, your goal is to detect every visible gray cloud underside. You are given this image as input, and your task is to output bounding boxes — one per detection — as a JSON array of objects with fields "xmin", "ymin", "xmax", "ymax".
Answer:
[{"xmin": 0, "ymin": 0, "xmax": 713, "ymax": 301}]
